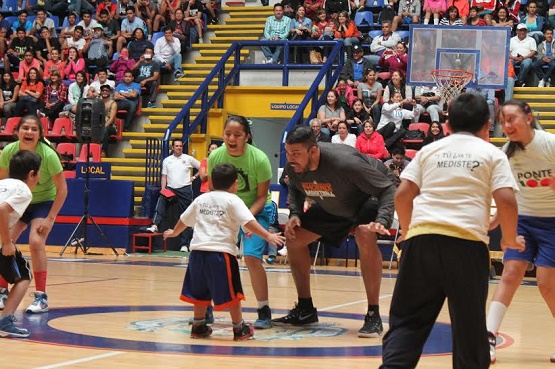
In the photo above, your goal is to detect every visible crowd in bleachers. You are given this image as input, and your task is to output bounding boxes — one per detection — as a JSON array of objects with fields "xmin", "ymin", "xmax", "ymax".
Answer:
[
  {"xmin": 0, "ymin": 0, "xmax": 220, "ymax": 155},
  {"xmin": 256, "ymin": 0, "xmax": 548, "ymax": 164}
]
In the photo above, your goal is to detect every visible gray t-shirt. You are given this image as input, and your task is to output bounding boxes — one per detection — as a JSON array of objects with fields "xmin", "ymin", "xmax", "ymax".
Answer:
[
  {"xmin": 286, "ymin": 143, "xmax": 396, "ymax": 227},
  {"xmin": 358, "ymin": 81, "xmax": 383, "ymax": 106},
  {"xmin": 318, "ymin": 104, "xmax": 345, "ymax": 119}
]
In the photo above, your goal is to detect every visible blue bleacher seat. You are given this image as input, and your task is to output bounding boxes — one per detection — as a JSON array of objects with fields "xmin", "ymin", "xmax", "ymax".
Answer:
[
  {"xmin": 1, "ymin": 0, "xmax": 18, "ymax": 14},
  {"xmin": 62, "ymin": 15, "xmax": 80, "ymax": 28},
  {"xmin": 354, "ymin": 11, "xmax": 374, "ymax": 32},
  {"xmin": 6, "ymin": 16, "xmax": 18, "ymax": 26},
  {"xmin": 369, "ymin": 30, "xmax": 383, "ymax": 40},
  {"xmin": 151, "ymin": 31, "xmax": 163, "ymax": 46},
  {"xmin": 27, "ymin": 15, "xmax": 36, "ymax": 24},
  {"xmin": 51, "ymin": 16, "xmax": 60, "ymax": 30},
  {"xmin": 396, "ymin": 30, "xmax": 410, "ymax": 42},
  {"xmin": 365, "ymin": 0, "xmax": 388, "ymax": 8}
]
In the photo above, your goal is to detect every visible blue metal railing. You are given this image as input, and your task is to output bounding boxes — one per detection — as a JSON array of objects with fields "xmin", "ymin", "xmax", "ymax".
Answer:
[{"xmin": 159, "ymin": 40, "xmax": 345, "ymax": 159}]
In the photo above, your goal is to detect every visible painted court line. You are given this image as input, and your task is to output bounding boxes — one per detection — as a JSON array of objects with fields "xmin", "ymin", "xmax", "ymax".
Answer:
[
  {"xmin": 320, "ymin": 294, "xmax": 393, "ymax": 311},
  {"xmin": 34, "ymin": 351, "xmax": 124, "ymax": 369}
]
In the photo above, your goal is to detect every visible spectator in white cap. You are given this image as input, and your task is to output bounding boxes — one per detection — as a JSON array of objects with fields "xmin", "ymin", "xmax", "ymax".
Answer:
[{"xmin": 509, "ymin": 23, "xmax": 537, "ymax": 86}]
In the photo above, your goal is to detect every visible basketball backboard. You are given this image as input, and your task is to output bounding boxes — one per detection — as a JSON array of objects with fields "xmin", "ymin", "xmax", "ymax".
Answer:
[{"xmin": 407, "ymin": 25, "xmax": 510, "ymax": 89}]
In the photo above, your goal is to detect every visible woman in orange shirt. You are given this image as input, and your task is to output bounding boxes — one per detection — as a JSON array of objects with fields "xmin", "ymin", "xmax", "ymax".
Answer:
[
  {"xmin": 334, "ymin": 11, "xmax": 361, "ymax": 59},
  {"xmin": 15, "ymin": 67, "xmax": 44, "ymax": 117}
]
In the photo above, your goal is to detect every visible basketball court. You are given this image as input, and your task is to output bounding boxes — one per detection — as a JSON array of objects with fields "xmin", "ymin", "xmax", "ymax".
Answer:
[
  {"xmin": 2, "ymin": 252, "xmax": 554, "ymax": 369},
  {"xmin": 1, "ymin": 25, "xmax": 542, "ymax": 369}
]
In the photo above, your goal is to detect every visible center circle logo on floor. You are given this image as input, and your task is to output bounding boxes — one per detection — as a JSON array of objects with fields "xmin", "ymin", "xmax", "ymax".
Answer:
[{"xmin": 22, "ymin": 306, "xmax": 455, "ymax": 357}]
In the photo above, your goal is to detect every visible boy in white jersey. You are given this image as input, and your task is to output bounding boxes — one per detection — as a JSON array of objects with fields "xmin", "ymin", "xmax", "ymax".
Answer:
[
  {"xmin": 486, "ymin": 100, "xmax": 555, "ymax": 364},
  {"xmin": 0, "ymin": 150, "xmax": 41, "ymax": 338},
  {"xmin": 380, "ymin": 93, "xmax": 525, "ymax": 369},
  {"xmin": 163, "ymin": 163, "xmax": 285, "ymax": 341}
]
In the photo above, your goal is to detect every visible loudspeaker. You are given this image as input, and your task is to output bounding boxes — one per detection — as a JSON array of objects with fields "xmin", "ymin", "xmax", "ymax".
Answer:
[{"xmin": 75, "ymin": 98, "xmax": 105, "ymax": 143}]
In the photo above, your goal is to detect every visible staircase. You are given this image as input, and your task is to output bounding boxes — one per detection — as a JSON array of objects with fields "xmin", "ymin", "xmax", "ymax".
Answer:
[{"xmin": 104, "ymin": 6, "xmax": 272, "ymax": 213}]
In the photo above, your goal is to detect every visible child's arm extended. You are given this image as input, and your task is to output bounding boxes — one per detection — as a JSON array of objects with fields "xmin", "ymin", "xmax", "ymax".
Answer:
[
  {"xmin": 394, "ymin": 178, "xmax": 420, "ymax": 241},
  {"xmin": 244, "ymin": 220, "xmax": 286, "ymax": 247},
  {"xmin": 163, "ymin": 220, "xmax": 187, "ymax": 240},
  {"xmin": 492, "ymin": 187, "xmax": 525, "ymax": 251}
]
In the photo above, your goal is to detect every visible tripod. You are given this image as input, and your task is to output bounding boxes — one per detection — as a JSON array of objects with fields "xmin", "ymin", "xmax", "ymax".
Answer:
[{"xmin": 59, "ymin": 141, "xmax": 120, "ymax": 256}]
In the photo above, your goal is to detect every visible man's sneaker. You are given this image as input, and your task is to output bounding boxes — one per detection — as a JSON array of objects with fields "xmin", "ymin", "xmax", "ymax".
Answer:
[
  {"xmin": 278, "ymin": 247, "xmax": 287, "ymax": 256},
  {"xmin": 26, "ymin": 292, "xmax": 48, "ymax": 314},
  {"xmin": 0, "ymin": 315, "xmax": 30, "ymax": 338},
  {"xmin": 233, "ymin": 322, "xmax": 254, "ymax": 341},
  {"xmin": 265, "ymin": 255, "xmax": 276, "ymax": 264},
  {"xmin": 548, "ymin": 78, "xmax": 552, "ymax": 87},
  {"xmin": 357, "ymin": 311, "xmax": 383, "ymax": 338},
  {"xmin": 539, "ymin": 79, "xmax": 546, "ymax": 88},
  {"xmin": 188, "ymin": 305, "xmax": 214, "ymax": 325},
  {"xmin": 190, "ymin": 323, "xmax": 212, "ymax": 339},
  {"xmin": 146, "ymin": 102, "xmax": 156, "ymax": 108},
  {"xmin": 0, "ymin": 288, "xmax": 8, "ymax": 310},
  {"xmin": 36, "ymin": 109, "xmax": 46, "ymax": 118},
  {"xmin": 261, "ymin": 58, "xmax": 274, "ymax": 64},
  {"xmin": 254, "ymin": 305, "xmax": 273, "ymax": 329},
  {"xmin": 145, "ymin": 224, "xmax": 158, "ymax": 233},
  {"xmin": 210, "ymin": 17, "xmax": 218, "ymax": 25},
  {"xmin": 272, "ymin": 303, "xmax": 318, "ymax": 325},
  {"xmin": 488, "ymin": 331, "xmax": 497, "ymax": 364}
]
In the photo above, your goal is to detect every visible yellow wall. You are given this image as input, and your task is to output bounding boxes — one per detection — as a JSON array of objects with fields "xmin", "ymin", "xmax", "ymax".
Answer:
[
  {"xmin": 224, "ymin": 86, "xmax": 314, "ymax": 118},
  {"xmin": 188, "ymin": 109, "xmax": 228, "ymax": 159}
]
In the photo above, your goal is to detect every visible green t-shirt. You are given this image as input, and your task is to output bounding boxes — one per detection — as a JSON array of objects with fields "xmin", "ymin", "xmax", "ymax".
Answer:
[
  {"xmin": 0, "ymin": 141, "xmax": 63, "ymax": 204},
  {"xmin": 208, "ymin": 144, "xmax": 272, "ymax": 208}
]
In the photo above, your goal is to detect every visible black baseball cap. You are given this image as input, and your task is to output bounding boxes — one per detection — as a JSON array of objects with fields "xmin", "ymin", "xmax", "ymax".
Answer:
[{"xmin": 353, "ymin": 44, "xmax": 363, "ymax": 53}]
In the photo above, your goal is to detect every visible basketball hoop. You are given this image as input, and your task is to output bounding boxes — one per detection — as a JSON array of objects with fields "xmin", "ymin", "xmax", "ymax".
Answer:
[{"xmin": 431, "ymin": 69, "xmax": 474, "ymax": 107}]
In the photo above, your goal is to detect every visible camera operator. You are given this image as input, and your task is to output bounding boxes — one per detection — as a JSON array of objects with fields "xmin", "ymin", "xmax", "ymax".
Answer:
[{"xmin": 384, "ymin": 144, "xmax": 411, "ymax": 187}]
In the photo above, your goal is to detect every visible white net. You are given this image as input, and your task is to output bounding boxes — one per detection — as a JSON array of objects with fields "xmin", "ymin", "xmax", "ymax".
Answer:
[{"xmin": 431, "ymin": 69, "xmax": 474, "ymax": 107}]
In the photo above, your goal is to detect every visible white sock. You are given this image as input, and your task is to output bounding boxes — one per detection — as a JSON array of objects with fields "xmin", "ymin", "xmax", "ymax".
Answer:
[
  {"xmin": 424, "ymin": 19, "xmax": 429, "ymax": 25},
  {"xmin": 486, "ymin": 301, "xmax": 508, "ymax": 334},
  {"xmin": 433, "ymin": 18, "xmax": 439, "ymax": 25},
  {"xmin": 258, "ymin": 300, "xmax": 269, "ymax": 309}
]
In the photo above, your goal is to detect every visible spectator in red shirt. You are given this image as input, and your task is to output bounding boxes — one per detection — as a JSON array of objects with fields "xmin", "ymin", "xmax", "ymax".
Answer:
[
  {"xmin": 378, "ymin": 41, "xmax": 409, "ymax": 78},
  {"xmin": 355, "ymin": 120, "xmax": 388, "ymax": 160},
  {"xmin": 17, "ymin": 49, "xmax": 42, "ymax": 84},
  {"xmin": 97, "ymin": 0, "xmax": 118, "ymax": 19}
]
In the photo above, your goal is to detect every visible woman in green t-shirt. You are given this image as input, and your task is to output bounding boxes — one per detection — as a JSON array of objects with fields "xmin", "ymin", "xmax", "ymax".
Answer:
[
  {"xmin": 0, "ymin": 115, "xmax": 67, "ymax": 315},
  {"xmin": 207, "ymin": 115, "xmax": 275, "ymax": 330}
]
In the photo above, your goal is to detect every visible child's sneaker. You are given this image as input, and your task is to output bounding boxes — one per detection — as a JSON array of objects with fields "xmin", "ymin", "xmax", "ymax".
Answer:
[
  {"xmin": 190, "ymin": 323, "xmax": 212, "ymax": 339},
  {"xmin": 233, "ymin": 322, "xmax": 254, "ymax": 341},
  {"xmin": 26, "ymin": 291, "xmax": 48, "ymax": 314},
  {"xmin": 0, "ymin": 288, "xmax": 8, "ymax": 310},
  {"xmin": 0, "ymin": 315, "xmax": 30, "ymax": 338}
]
